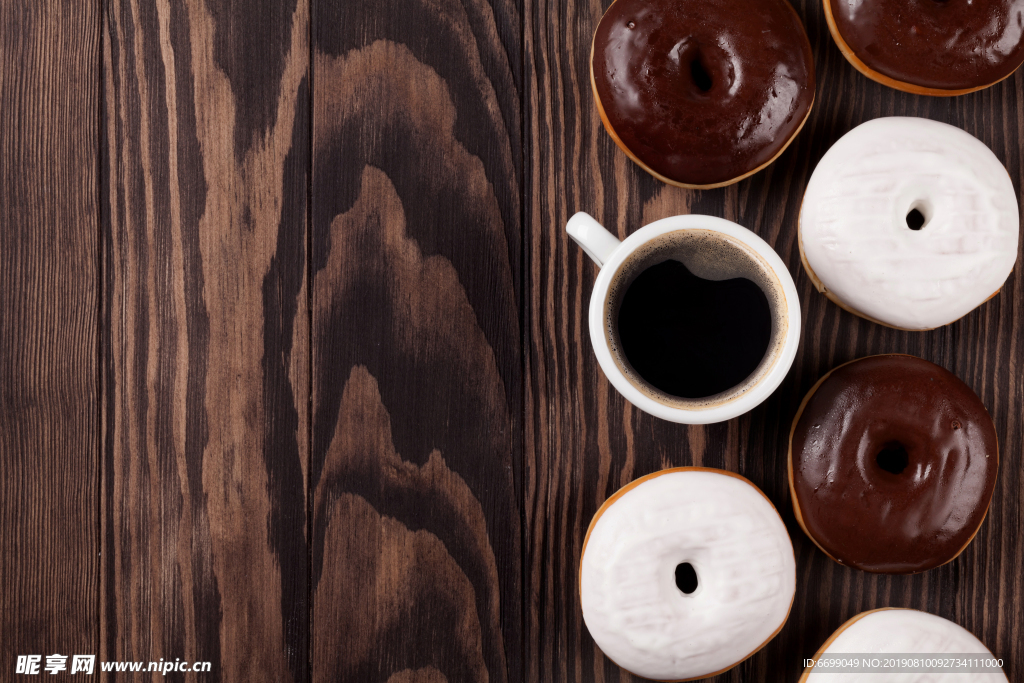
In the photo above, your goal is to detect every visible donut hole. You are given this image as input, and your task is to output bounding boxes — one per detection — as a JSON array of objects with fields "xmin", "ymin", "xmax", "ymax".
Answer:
[
  {"xmin": 876, "ymin": 441, "xmax": 910, "ymax": 475},
  {"xmin": 906, "ymin": 208, "xmax": 926, "ymax": 230},
  {"xmin": 690, "ymin": 58, "xmax": 713, "ymax": 92},
  {"xmin": 674, "ymin": 562, "xmax": 699, "ymax": 594},
  {"xmin": 905, "ymin": 199, "xmax": 933, "ymax": 231}
]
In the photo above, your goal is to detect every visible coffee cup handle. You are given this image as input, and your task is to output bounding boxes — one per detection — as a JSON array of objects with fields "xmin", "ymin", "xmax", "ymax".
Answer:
[{"xmin": 566, "ymin": 212, "xmax": 621, "ymax": 267}]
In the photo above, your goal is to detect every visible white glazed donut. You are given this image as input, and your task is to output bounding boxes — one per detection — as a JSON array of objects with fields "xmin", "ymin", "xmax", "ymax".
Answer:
[
  {"xmin": 799, "ymin": 117, "xmax": 1019, "ymax": 330},
  {"xmin": 801, "ymin": 608, "xmax": 1008, "ymax": 682},
  {"xmin": 579, "ymin": 467, "xmax": 795, "ymax": 681}
]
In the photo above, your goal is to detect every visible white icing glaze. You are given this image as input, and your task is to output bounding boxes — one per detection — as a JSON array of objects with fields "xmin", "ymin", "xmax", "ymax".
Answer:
[
  {"xmin": 806, "ymin": 609, "xmax": 1008, "ymax": 682},
  {"xmin": 580, "ymin": 470, "xmax": 795, "ymax": 681},
  {"xmin": 800, "ymin": 117, "xmax": 1019, "ymax": 330}
]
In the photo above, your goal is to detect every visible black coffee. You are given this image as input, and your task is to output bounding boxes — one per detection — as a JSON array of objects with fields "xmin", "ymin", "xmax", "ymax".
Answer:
[{"xmin": 617, "ymin": 259, "xmax": 771, "ymax": 399}]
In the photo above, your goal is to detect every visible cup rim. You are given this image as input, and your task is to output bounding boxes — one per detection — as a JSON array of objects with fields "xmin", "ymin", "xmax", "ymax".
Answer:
[{"xmin": 588, "ymin": 214, "xmax": 801, "ymax": 424}]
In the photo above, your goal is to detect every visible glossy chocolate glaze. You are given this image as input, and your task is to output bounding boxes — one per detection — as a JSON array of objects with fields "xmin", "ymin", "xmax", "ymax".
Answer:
[
  {"xmin": 592, "ymin": 0, "xmax": 814, "ymax": 186},
  {"xmin": 791, "ymin": 355, "xmax": 998, "ymax": 574},
  {"xmin": 830, "ymin": 0, "xmax": 1024, "ymax": 90}
]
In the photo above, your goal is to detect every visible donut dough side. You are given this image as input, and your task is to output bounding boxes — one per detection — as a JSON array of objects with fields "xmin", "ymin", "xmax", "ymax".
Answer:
[
  {"xmin": 580, "ymin": 467, "xmax": 795, "ymax": 681},
  {"xmin": 822, "ymin": 0, "xmax": 1024, "ymax": 96},
  {"xmin": 799, "ymin": 608, "xmax": 1008, "ymax": 682},
  {"xmin": 590, "ymin": 0, "xmax": 814, "ymax": 189},
  {"xmin": 799, "ymin": 117, "xmax": 1018, "ymax": 330},
  {"xmin": 788, "ymin": 355, "xmax": 999, "ymax": 573}
]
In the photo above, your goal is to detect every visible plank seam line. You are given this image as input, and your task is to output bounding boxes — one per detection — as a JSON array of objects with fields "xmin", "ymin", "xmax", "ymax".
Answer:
[
  {"xmin": 306, "ymin": 0, "xmax": 314, "ymax": 680},
  {"xmin": 519, "ymin": 0, "xmax": 527, "ymax": 680},
  {"xmin": 96, "ymin": 0, "xmax": 104, "ymax": 666}
]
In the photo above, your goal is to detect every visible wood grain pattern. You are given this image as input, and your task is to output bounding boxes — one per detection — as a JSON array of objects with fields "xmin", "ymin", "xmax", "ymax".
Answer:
[
  {"xmin": 525, "ymin": 0, "xmax": 1024, "ymax": 680},
  {"xmin": 4, "ymin": 0, "xmax": 1024, "ymax": 680},
  {"xmin": 101, "ymin": 0, "xmax": 308, "ymax": 679},
  {"xmin": 0, "ymin": 1, "xmax": 100, "ymax": 667},
  {"xmin": 310, "ymin": 0, "xmax": 522, "ymax": 679}
]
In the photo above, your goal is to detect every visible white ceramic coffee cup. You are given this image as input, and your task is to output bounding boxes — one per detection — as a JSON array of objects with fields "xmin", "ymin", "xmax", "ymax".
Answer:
[{"xmin": 567, "ymin": 211, "xmax": 801, "ymax": 424}]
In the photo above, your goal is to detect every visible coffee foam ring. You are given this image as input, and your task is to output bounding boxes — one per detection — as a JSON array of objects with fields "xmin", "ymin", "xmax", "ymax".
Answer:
[{"xmin": 605, "ymin": 229, "xmax": 788, "ymax": 410}]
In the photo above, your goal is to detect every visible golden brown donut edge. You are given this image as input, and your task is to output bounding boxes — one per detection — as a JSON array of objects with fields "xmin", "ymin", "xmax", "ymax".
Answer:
[{"xmin": 580, "ymin": 466, "xmax": 795, "ymax": 682}]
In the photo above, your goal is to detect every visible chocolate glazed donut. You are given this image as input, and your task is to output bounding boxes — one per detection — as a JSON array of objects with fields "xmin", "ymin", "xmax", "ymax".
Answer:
[
  {"xmin": 789, "ymin": 355, "xmax": 998, "ymax": 574},
  {"xmin": 825, "ymin": 0, "xmax": 1024, "ymax": 95},
  {"xmin": 591, "ymin": 0, "xmax": 815, "ymax": 188}
]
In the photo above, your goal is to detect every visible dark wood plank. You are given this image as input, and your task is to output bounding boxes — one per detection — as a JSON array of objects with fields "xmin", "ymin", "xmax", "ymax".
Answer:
[
  {"xmin": 101, "ymin": 0, "xmax": 308, "ymax": 679},
  {"xmin": 309, "ymin": 0, "xmax": 522, "ymax": 680},
  {"xmin": 0, "ymin": 0, "xmax": 100, "ymax": 668},
  {"xmin": 525, "ymin": 0, "xmax": 1024, "ymax": 679}
]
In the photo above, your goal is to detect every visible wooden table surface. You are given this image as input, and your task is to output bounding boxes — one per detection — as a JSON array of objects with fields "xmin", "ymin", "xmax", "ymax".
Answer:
[{"xmin": 2, "ymin": 1, "xmax": 1022, "ymax": 681}]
